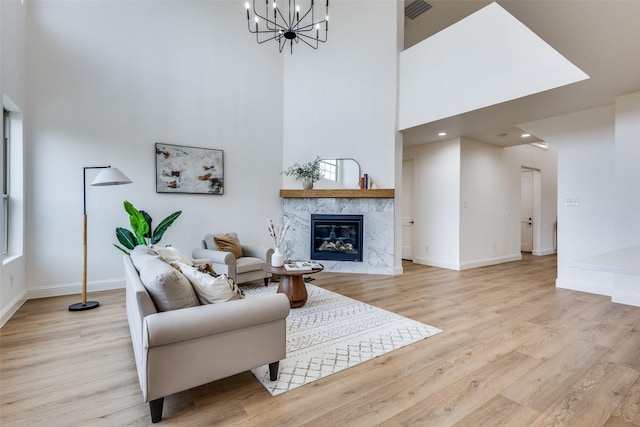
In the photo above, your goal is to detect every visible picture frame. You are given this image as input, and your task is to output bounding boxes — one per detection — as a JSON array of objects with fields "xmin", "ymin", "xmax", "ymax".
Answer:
[{"xmin": 155, "ymin": 143, "xmax": 224, "ymax": 195}]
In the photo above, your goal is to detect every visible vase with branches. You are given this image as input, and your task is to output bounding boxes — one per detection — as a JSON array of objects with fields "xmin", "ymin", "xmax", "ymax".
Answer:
[{"xmin": 267, "ymin": 216, "xmax": 291, "ymax": 267}]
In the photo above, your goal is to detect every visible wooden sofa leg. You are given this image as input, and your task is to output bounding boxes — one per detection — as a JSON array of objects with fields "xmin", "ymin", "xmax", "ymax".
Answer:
[
  {"xmin": 150, "ymin": 398, "xmax": 164, "ymax": 423},
  {"xmin": 269, "ymin": 361, "xmax": 279, "ymax": 381},
  {"xmin": 264, "ymin": 277, "xmax": 269, "ymax": 286}
]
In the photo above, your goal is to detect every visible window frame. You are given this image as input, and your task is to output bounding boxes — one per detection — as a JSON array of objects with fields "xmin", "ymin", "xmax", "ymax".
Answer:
[
  {"xmin": 2, "ymin": 108, "xmax": 9, "ymax": 255},
  {"xmin": 319, "ymin": 159, "xmax": 338, "ymax": 182}
]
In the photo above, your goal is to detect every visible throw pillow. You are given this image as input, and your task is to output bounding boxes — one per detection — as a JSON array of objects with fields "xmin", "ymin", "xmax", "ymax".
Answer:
[
  {"xmin": 138, "ymin": 257, "xmax": 200, "ymax": 311},
  {"xmin": 193, "ymin": 262, "xmax": 217, "ymax": 275},
  {"xmin": 176, "ymin": 262, "xmax": 244, "ymax": 304},
  {"xmin": 153, "ymin": 245, "xmax": 193, "ymax": 266},
  {"xmin": 130, "ymin": 245, "xmax": 160, "ymax": 272},
  {"xmin": 214, "ymin": 234, "xmax": 244, "ymax": 258}
]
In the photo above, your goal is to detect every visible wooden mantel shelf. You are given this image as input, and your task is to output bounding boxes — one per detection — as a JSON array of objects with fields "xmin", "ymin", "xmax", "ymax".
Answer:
[{"xmin": 279, "ymin": 189, "xmax": 395, "ymax": 198}]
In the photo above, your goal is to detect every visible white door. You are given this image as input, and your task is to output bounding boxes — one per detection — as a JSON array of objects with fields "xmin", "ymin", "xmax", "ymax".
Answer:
[
  {"xmin": 521, "ymin": 170, "xmax": 533, "ymax": 253},
  {"xmin": 401, "ymin": 159, "xmax": 415, "ymax": 260}
]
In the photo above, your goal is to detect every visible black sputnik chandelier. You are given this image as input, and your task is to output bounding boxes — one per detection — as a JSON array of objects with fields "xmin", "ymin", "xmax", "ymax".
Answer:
[{"xmin": 245, "ymin": 0, "xmax": 329, "ymax": 54}]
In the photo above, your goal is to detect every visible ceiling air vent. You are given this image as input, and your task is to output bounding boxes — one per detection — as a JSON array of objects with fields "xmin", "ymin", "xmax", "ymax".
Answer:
[{"xmin": 405, "ymin": 0, "xmax": 432, "ymax": 20}]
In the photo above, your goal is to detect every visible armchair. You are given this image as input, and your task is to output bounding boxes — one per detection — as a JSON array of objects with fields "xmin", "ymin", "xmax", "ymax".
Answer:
[{"xmin": 193, "ymin": 233, "xmax": 274, "ymax": 286}]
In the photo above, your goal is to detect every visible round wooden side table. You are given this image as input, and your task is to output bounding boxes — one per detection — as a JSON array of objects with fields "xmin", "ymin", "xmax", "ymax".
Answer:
[{"xmin": 262, "ymin": 263, "xmax": 324, "ymax": 308}]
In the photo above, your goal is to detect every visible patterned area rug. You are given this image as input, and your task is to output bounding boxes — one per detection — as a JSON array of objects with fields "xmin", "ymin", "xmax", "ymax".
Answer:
[{"xmin": 244, "ymin": 283, "xmax": 442, "ymax": 396}]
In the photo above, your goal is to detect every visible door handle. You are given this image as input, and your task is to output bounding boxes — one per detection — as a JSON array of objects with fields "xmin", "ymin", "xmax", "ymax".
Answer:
[{"xmin": 410, "ymin": 220, "xmax": 414, "ymax": 224}]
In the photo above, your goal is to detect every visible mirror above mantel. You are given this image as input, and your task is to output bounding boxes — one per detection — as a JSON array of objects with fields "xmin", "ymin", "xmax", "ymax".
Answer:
[{"xmin": 314, "ymin": 158, "xmax": 362, "ymax": 190}]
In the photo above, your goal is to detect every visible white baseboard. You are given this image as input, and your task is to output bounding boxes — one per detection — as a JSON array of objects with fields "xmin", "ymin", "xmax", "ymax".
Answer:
[
  {"xmin": 0, "ymin": 289, "xmax": 27, "ymax": 328},
  {"xmin": 459, "ymin": 254, "xmax": 522, "ymax": 270},
  {"xmin": 27, "ymin": 279, "xmax": 126, "ymax": 300},
  {"xmin": 555, "ymin": 277, "xmax": 612, "ymax": 297},
  {"xmin": 1, "ymin": 279, "xmax": 125, "ymax": 327},
  {"xmin": 413, "ymin": 254, "xmax": 523, "ymax": 271},
  {"xmin": 557, "ymin": 278, "xmax": 640, "ymax": 307},
  {"xmin": 532, "ymin": 248, "xmax": 556, "ymax": 256},
  {"xmin": 612, "ymin": 291, "xmax": 640, "ymax": 307},
  {"xmin": 412, "ymin": 257, "xmax": 460, "ymax": 270}
]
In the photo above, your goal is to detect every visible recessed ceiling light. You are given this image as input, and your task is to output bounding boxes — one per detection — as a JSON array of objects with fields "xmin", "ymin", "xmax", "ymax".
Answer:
[
  {"xmin": 521, "ymin": 133, "xmax": 531, "ymax": 138},
  {"xmin": 438, "ymin": 132, "xmax": 447, "ymax": 136}
]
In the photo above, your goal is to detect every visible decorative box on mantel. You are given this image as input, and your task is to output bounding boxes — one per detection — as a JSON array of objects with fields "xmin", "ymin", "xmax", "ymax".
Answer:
[{"xmin": 279, "ymin": 188, "xmax": 395, "ymax": 275}]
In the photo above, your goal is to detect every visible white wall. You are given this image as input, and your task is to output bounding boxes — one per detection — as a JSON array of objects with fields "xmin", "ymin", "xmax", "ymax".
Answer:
[
  {"xmin": 523, "ymin": 105, "xmax": 617, "ymax": 296},
  {"xmin": 281, "ymin": 0, "xmax": 399, "ymax": 190},
  {"xmin": 459, "ymin": 138, "xmax": 521, "ymax": 269},
  {"xmin": 504, "ymin": 142, "xmax": 558, "ymax": 256},
  {"xmin": 612, "ymin": 92, "xmax": 640, "ymax": 305},
  {"xmin": 404, "ymin": 139, "xmax": 461, "ymax": 269},
  {"xmin": 404, "ymin": 136, "xmax": 557, "ymax": 271},
  {"xmin": 26, "ymin": 1, "xmax": 284, "ymax": 298},
  {"xmin": 280, "ymin": 0, "xmax": 402, "ymax": 273},
  {"xmin": 614, "ymin": 92, "xmax": 640, "ymax": 248},
  {"xmin": 525, "ymin": 94, "xmax": 640, "ymax": 305},
  {"xmin": 18, "ymin": 0, "xmax": 404, "ymax": 307},
  {"xmin": 398, "ymin": 2, "xmax": 587, "ymax": 131},
  {"xmin": 1, "ymin": 0, "xmax": 28, "ymax": 325}
]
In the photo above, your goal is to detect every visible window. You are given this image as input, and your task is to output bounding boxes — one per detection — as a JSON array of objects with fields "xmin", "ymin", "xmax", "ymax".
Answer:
[
  {"xmin": 2, "ymin": 98, "xmax": 23, "ymax": 261},
  {"xmin": 2, "ymin": 109, "xmax": 9, "ymax": 255},
  {"xmin": 319, "ymin": 159, "xmax": 337, "ymax": 182}
]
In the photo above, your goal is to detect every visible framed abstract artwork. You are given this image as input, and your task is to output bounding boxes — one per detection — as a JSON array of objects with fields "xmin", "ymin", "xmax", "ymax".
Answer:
[{"xmin": 155, "ymin": 143, "xmax": 224, "ymax": 194}]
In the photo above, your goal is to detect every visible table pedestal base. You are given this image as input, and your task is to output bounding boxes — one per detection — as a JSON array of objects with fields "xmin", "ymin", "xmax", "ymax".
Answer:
[{"xmin": 277, "ymin": 275, "xmax": 308, "ymax": 308}]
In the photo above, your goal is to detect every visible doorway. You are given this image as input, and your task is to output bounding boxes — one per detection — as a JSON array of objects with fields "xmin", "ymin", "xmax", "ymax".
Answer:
[
  {"xmin": 401, "ymin": 158, "xmax": 416, "ymax": 261},
  {"xmin": 521, "ymin": 169, "xmax": 533, "ymax": 253},
  {"xmin": 521, "ymin": 168, "xmax": 542, "ymax": 254}
]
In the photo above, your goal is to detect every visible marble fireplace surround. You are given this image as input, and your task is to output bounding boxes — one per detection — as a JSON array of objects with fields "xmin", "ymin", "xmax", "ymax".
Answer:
[{"xmin": 280, "ymin": 190, "xmax": 395, "ymax": 274}]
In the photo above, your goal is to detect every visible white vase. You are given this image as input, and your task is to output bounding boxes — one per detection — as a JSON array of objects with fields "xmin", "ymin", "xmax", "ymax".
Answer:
[{"xmin": 271, "ymin": 247, "xmax": 284, "ymax": 267}]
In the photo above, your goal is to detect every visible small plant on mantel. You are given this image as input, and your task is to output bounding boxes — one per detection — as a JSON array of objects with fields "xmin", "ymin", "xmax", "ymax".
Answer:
[{"xmin": 282, "ymin": 156, "xmax": 323, "ymax": 189}]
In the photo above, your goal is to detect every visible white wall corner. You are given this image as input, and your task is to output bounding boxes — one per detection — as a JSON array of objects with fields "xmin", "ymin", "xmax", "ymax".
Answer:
[{"xmin": 0, "ymin": 289, "xmax": 27, "ymax": 328}]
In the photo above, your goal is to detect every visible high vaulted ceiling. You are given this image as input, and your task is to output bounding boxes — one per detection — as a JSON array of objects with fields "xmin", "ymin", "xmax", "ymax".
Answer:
[{"xmin": 402, "ymin": 0, "xmax": 640, "ymax": 147}]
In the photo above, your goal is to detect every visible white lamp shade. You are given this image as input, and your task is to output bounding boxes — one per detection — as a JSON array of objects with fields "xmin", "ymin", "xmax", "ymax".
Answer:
[{"xmin": 91, "ymin": 167, "xmax": 132, "ymax": 186}]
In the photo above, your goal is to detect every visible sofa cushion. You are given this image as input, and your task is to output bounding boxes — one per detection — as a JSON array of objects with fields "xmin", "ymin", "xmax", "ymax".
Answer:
[
  {"xmin": 236, "ymin": 256, "xmax": 267, "ymax": 274},
  {"xmin": 214, "ymin": 233, "xmax": 244, "ymax": 258},
  {"xmin": 176, "ymin": 262, "xmax": 243, "ymax": 304},
  {"xmin": 137, "ymin": 257, "xmax": 200, "ymax": 312}
]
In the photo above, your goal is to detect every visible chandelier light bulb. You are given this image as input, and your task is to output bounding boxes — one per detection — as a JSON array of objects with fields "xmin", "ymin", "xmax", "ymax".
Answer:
[{"xmin": 245, "ymin": 2, "xmax": 249, "ymax": 9}]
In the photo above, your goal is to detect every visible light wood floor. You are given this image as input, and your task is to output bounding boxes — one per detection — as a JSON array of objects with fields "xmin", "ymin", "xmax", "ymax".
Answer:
[{"xmin": 3, "ymin": 254, "xmax": 640, "ymax": 426}]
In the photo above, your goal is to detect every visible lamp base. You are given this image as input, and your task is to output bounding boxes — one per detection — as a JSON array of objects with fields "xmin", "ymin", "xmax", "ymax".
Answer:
[{"xmin": 69, "ymin": 301, "xmax": 100, "ymax": 311}]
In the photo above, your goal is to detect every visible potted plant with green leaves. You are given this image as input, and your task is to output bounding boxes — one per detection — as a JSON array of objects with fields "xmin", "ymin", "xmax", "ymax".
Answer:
[
  {"xmin": 282, "ymin": 156, "xmax": 323, "ymax": 189},
  {"xmin": 114, "ymin": 200, "xmax": 182, "ymax": 254}
]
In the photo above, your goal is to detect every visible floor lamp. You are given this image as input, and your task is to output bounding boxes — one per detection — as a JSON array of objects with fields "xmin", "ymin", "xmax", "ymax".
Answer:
[{"xmin": 69, "ymin": 166, "xmax": 132, "ymax": 312}]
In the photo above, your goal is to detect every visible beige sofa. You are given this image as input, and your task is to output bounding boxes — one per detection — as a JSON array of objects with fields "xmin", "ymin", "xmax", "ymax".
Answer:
[{"xmin": 124, "ymin": 251, "xmax": 290, "ymax": 423}]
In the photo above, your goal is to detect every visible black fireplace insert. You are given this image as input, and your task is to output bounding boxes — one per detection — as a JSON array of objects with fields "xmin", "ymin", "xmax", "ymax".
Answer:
[{"xmin": 310, "ymin": 214, "xmax": 363, "ymax": 262}]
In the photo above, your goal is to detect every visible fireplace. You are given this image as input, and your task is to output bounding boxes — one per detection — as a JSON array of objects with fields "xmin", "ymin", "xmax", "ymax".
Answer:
[{"xmin": 310, "ymin": 214, "xmax": 363, "ymax": 262}]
